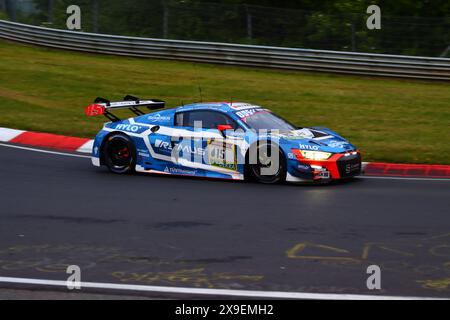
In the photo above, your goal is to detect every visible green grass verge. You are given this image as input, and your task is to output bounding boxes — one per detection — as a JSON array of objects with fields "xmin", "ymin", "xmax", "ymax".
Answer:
[{"xmin": 0, "ymin": 40, "xmax": 449, "ymax": 164}]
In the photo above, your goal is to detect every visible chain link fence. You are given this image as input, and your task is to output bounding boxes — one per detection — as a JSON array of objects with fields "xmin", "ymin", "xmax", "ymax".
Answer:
[{"xmin": 1, "ymin": 0, "xmax": 450, "ymax": 57}]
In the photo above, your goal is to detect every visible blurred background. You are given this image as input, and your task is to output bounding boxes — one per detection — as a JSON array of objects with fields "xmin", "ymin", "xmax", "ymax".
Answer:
[{"xmin": 1, "ymin": 0, "xmax": 450, "ymax": 57}]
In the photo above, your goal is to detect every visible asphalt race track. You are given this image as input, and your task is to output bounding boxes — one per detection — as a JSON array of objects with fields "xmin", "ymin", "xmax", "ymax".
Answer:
[{"xmin": 0, "ymin": 143, "xmax": 449, "ymax": 299}]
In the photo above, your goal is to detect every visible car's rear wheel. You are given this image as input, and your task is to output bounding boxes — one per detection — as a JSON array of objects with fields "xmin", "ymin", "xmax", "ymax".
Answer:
[
  {"xmin": 103, "ymin": 133, "xmax": 136, "ymax": 174},
  {"xmin": 248, "ymin": 141, "xmax": 286, "ymax": 184}
]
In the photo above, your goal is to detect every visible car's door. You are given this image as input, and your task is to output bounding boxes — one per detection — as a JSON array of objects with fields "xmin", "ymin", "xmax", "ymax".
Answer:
[{"xmin": 173, "ymin": 110, "xmax": 245, "ymax": 178}]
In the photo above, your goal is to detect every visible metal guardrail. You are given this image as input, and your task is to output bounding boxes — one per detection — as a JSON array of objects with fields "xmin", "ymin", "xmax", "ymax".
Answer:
[{"xmin": 1, "ymin": 20, "xmax": 449, "ymax": 81}]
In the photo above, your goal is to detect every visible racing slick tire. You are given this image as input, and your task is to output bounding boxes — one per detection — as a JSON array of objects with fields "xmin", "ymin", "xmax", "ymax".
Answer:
[
  {"xmin": 102, "ymin": 133, "xmax": 136, "ymax": 174},
  {"xmin": 247, "ymin": 141, "xmax": 286, "ymax": 184}
]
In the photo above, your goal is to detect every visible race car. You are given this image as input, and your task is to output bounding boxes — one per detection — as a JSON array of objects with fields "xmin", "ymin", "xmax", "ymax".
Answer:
[{"xmin": 85, "ymin": 96, "xmax": 361, "ymax": 184}]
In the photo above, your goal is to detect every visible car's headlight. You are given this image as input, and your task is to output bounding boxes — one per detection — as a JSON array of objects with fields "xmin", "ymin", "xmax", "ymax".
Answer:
[{"xmin": 292, "ymin": 149, "xmax": 332, "ymax": 160}]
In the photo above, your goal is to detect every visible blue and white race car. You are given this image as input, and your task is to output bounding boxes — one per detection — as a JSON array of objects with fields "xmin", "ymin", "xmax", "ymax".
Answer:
[{"xmin": 85, "ymin": 96, "xmax": 361, "ymax": 184}]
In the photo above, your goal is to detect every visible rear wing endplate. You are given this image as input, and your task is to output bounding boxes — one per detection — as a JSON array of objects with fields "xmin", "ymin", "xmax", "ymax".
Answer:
[{"xmin": 85, "ymin": 95, "xmax": 165, "ymax": 122}]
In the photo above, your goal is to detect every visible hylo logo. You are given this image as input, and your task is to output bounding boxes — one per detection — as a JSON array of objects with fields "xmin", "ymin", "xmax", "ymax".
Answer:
[
  {"xmin": 299, "ymin": 144, "xmax": 319, "ymax": 151},
  {"xmin": 116, "ymin": 124, "xmax": 141, "ymax": 132}
]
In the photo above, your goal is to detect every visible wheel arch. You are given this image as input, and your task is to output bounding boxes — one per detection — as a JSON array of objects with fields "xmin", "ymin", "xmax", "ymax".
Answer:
[
  {"xmin": 244, "ymin": 138, "xmax": 287, "ymax": 181},
  {"xmin": 99, "ymin": 131, "xmax": 134, "ymax": 166}
]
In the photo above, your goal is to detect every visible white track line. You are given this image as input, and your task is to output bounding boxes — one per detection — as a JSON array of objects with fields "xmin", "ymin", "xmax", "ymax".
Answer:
[
  {"xmin": 0, "ymin": 142, "xmax": 90, "ymax": 158},
  {"xmin": 0, "ymin": 276, "xmax": 444, "ymax": 300},
  {"xmin": 1, "ymin": 142, "xmax": 448, "ymax": 182}
]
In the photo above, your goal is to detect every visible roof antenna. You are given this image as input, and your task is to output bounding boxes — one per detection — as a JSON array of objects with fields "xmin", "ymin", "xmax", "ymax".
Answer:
[
  {"xmin": 198, "ymin": 85, "xmax": 203, "ymax": 103},
  {"xmin": 191, "ymin": 63, "xmax": 205, "ymax": 103}
]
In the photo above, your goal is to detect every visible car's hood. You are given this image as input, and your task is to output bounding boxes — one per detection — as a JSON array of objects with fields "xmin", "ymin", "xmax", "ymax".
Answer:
[{"xmin": 268, "ymin": 128, "xmax": 357, "ymax": 153}]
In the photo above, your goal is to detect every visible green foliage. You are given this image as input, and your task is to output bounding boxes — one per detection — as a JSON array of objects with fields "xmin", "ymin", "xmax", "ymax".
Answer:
[
  {"xmin": 0, "ymin": 11, "xmax": 8, "ymax": 21},
  {"xmin": 7, "ymin": 0, "xmax": 450, "ymax": 56}
]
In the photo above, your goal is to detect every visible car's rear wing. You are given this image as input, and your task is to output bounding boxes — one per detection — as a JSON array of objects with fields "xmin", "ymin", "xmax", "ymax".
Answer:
[{"xmin": 85, "ymin": 95, "xmax": 165, "ymax": 122}]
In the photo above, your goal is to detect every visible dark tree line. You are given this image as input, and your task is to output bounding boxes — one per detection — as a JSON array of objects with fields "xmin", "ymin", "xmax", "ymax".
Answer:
[{"xmin": 3, "ymin": 0, "xmax": 450, "ymax": 56}]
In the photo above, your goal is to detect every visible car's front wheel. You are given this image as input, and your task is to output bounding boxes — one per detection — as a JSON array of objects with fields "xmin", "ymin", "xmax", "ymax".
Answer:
[
  {"xmin": 102, "ymin": 133, "xmax": 136, "ymax": 174},
  {"xmin": 247, "ymin": 141, "xmax": 286, "ymax": 184}
]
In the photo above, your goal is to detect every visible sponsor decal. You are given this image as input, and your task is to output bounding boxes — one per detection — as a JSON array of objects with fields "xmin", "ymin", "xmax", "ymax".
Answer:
[
  {"xmin": 164, "ymin": 166, "xmax": 196, "ymax": 175},
  {"xmin": 328, "ymin": 140, "xmax": 347, "ymax": 148},
  {"xmin": 176, "ymin": 144, "xmax": 205, "ymax": 157},
  {"xmin": 206, "ymin": 139, "xmax": 237, "ymax": 171},
  {"xmin": 137, "ymin": 148, "xmax": 150, "ymax": 158},
  {"xmin": 319, "ymin": 171, "xmax": 330, "ymax": 179},
  {"xmin": 155, "ymin": 139, "xmax": 172, "ymax": 150},
  {"xmin": 230, "ymin": 103, "xmax": 260, "ymax": 111},
  {"xmin": 155, "ymin": 138, "xmax": 205, "ymax": 158},
  {"xmin": 235, "ymin": 108, "xmax": 261, "ymax": 119},
  {"xmin": 138, "ymin": 152, "xmax": 150, "ymax": 157},
  {"xmin": 147, "ymin": 113, "xmax": 171, "ymax": 122},
  {"xmin": 299, "ymin": 144, "xmax": 319, "ymax": 151},
  {"xmin": 115, "ymin": 124, "xmax": 142, "ymax": 132}
]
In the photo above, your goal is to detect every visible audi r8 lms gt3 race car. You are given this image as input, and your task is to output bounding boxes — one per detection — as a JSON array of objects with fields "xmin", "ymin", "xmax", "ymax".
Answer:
[{"xmin": 85, "ymin": 95, "xmax": 362, "ymax": 184}]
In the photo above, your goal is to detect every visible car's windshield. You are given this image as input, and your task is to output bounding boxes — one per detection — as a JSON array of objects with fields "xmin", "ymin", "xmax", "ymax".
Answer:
[{"xmin": 236, "ymin": 109, "xmax": 296, "ymax": 130}]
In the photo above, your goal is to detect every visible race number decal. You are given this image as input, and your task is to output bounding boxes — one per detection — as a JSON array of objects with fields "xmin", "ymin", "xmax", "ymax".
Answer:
[
  {"xmin": 85, "ymin": 104, "xmax": 105, "ymax": 116},
  {"xmin": 206, "ymin": 139, "xmax": 237, "ymax": 171}
]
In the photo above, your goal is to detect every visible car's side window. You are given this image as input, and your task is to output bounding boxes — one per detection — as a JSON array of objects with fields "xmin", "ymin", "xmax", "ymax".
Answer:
[{"xmin": 175, "ymin": 111, "xmax": 239, "ymax": 130}]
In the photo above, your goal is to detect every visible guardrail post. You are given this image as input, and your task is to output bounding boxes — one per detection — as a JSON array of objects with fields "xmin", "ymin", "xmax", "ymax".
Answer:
[
  {"xmin": 245, "ymin": 5, "xmax": 253, "ymax": 41},
  {"xmin": 92, "ymin": 0, "xmax": 99, "ymax": 33},
  {"xmin": 162, "ymin": 0, "xmax": 169, "ymax": 38},
  {"xmin": 440, "ymin": 45, "xmax": 450, "ymax": 58},
  {"xmin": 47, "ymin": 0, "xmax": 53, "ymax": 24},
  {"xmin": 351, "ymin": 23, "xmax": 356, "ymax": 51}
]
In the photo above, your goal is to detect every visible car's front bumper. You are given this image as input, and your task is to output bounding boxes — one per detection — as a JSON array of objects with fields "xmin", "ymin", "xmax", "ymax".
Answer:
[{"xmin": 289, "ymin": 151, "xmax": 362, "ymax": 182}]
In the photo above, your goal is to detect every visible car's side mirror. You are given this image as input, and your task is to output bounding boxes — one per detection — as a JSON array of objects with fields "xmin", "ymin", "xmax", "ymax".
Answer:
[{"xmin": 217, "ymin": 124, "xmax": 233, "ymax": 137}]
